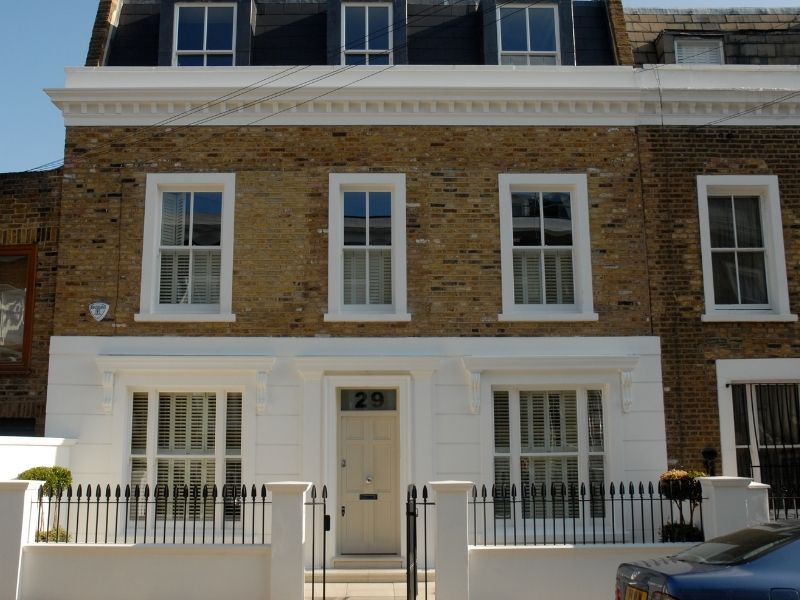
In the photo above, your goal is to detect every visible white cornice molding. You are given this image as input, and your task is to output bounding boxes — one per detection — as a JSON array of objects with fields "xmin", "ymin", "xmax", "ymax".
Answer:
[{"xmin": 46, "ymin": 65, "xmax": 800, "ymax": 127}]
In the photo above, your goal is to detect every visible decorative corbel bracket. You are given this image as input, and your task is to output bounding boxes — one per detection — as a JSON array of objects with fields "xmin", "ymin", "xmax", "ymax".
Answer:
[
  {"xmin": 460, "ymin": 358, "xmax": 482, "ymax": 415},
  {"xmin": 256, "ymin": 371, "xmax": 268, "ymax": 415},
  {"xmin": 102, "ymin": 371, "xmax": 114, "ymax": 414},
  {"xmin": 620, "ymin": 368, "xmax": 633, "ymax": 413}
]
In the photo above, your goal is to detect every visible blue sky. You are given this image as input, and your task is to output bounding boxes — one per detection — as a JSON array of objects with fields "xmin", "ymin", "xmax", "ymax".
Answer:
[{"xmin": 1, "ymin": 0, "xmax": 799, "ymax": 173}]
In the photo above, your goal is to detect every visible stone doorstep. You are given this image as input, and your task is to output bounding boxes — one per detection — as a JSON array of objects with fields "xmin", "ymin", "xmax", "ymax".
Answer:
[{"xmin": 305, "ymin": 569, "xmax": 436, "ymax": 583}]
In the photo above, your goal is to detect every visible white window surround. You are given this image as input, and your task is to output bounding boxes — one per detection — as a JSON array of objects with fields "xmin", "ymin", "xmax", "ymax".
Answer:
[
  {"xmin": 716, "ymin": 358, "xmax": 800, "ymax": 477},
  {"xmin": 498, "ymin": 174, "xmax": 596, "ymax": 322},
  {"xmin": 172, "ymin": 3, "xmax": 237, "ymax": 67},
  {"xmin": 136, "ymin": 173, "xmax": 236, "ymax": 322},
  {"xmin": 697, "ymin": 175, "xmax": 795, "ymax": 323},
  {"xmin": 496, "ymin": 4, "xmax": 560, "ymax": 66},
  {"xmin": 326, "ymin": 173, "xmax": 410, "ymax": 322},
  {"xmin": 341, "ymin": 2, "xmax": 394, "ymax": 66}
]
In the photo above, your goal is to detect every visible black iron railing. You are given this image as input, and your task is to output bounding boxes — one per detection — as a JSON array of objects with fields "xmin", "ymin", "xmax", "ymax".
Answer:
[
  {"xmin": 745, "ymin": 463, "xmax": 800, "ymax": 520},
  {"xmin": 406, "ymin": 484, "xmax": 434, "ymax": 600},
  {"xmin": 31, "ymin": 483, "xmax": 271, "ymax": 544},
  {"xmin": 469, "ymin": 481, "xmax": 704, "ymax": 546},
  {"xmin": 306, "ymin": 485, "xmax": 329, "ymax": 600}
]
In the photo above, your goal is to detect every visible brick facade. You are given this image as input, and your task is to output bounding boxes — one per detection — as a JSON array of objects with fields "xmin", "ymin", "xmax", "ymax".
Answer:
[
  {"xmin": 0, "ymin": 169, "xmax": 62, "ymax": 434},
  {"xmin": 54, "ymin": 125, "xmax": 652, "ymax": 338},
  {"xmin": 638, "ymin": 126, "xmax": 800, "ymax": 469},
  {"xmin": 85, "ymin": 0, "xmax": 120, "ymax": 67}
]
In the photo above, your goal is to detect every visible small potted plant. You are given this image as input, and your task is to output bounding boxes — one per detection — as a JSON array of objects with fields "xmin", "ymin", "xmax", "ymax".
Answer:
[{"xmin": 659, "ymin": 468, "xmax": 705, "ymax": 542}]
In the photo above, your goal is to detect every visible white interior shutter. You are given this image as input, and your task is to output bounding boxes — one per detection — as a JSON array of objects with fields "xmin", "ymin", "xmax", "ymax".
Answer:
[
  {"xmin": 226, "ymin": 393, "xmax": 242, "ymax": 455},
  {"xmin": 676, "ymin": 40, "xmax": 723, "ymax": 64},
  {"xmin": 493, "ymin": 391, "xmax": 510, "ymax": 453},
  {"xmin": 131, "ymin": 393, "xmax": 148, "ymax": 455},
  {"xmin": 191, "ymin": 250, "xmax": 221, "ymax": 304},
  {"xmin": 520, "ymin": 391, "xmax": 546, "ymax": 452},
  {"xmin": 368, "ymin": 249, "xmax": 392, "ymax": 305},
  {"xmin": 587, "ymin": 389, "xmax": 604, "ymax": 452},
  {"xmin": 159, "ymin": 252, "xmax": 190, "ymax": 304},
  {"xmin": 343, "ymin": 249, "xmax": 367, "ymax": 305},
  {"xmin": 559, "ymin": 251, "xmax": 574, "ymax": 303},
  {"xmin": 514, "ymin": 249, "xmax": 542, "ymax": 304}
]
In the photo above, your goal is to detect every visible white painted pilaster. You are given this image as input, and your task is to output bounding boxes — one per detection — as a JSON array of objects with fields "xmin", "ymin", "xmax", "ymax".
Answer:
[
  {"xmin": 698, "ymin": 477, "xmax": 770, "ymax": 539},
  {"xmin": 267, "ymin": 482, "xmax": 311, "ymax": 600},
  {"xmin": 0, "ymin": 481, "xmax": 40, "ymax": 600},
  {"xmin": 430, "ymin": 481, "xmax": 472, "ymax": 600}
]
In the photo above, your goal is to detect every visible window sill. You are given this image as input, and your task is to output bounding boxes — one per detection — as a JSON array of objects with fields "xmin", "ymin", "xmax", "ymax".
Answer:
[
  {"xmin": 701, "ymin": 312, "xmax": 798, "ymax": 323},
  {"xmin": 134, "ymin": 313, "xmax": 237, "ymax": 323},
  {"xmin": 324, "ymin": 312, "xmax": 412, "ymax": 323},
  {"xmin": 498, "ymin": 312, "xmax": 599, "ymax": 322}
]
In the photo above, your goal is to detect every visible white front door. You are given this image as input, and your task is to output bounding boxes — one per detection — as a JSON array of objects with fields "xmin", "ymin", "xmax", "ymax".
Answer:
[{"xmin": 338, "ymin": 389, "xmax": 399, "ymax": 555}]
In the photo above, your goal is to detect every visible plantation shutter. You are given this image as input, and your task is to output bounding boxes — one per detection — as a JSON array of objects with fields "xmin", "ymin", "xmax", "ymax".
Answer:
[
  {"xmin": 676, "ymin": 40, "xmax": 723, "ymax": 64},
  {"xmin": 520, "ymin": 391, "xmax": 546, "ymax": 452},
  {"xmin": 368, "ymin": 249, "xmax": 392, "ymax": 305},
  {"xmin": 343, "ymin": 249, "xmax": 367, "ymax": 305},
  {"xmin": 513, "ymin": 250, "xmax": 542, "ymax": 304},
  {"xmin": 191, "ymin": 250, "xmax": 221, "ymax": 304},
  {"xmin": 159, "ymin": 252, "xmax": 190, "ymax": 304},
  {"xmin": 543, "ymin": 251, "xmax": 574, "ymax": 304}
]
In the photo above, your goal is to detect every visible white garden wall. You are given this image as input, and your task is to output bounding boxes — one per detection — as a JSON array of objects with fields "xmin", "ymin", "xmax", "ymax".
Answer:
[
  {"xmin": 18, "ymin": 544, "xmax": 270, "ymax": 600},
  {"xmin": 0, "ymin": 438, "xmax": 75, "ymax": 480},
  {"xmin": 468, "ymin": 544, "xmax": 689, "ymax": 600}
]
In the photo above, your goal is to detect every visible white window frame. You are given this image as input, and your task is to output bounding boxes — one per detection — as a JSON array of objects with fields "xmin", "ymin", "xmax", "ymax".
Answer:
[
  {"xmin": 136, "ymin": 173, "xmax": 236, "ymax": 322},
  {"xmin": 675, "ymin": 38, "xmax": 724, "ymax": 65},
  {"xmin": 492, "ymin": 385, "xmax": 605, "ymax": 492},
  {"xmin": 496, "ymin": 4, "xmax": 560, "ymax": 66},
  {"xmin": 341, "ymin": 2, "xmax": 394, "ymax": 66},
  {"xmin": 498, "ymin": 174, "xmax": 596, "ymax": 321},
  {"xmin": 716, "ymin": 359, "xmax": 800, "ymax": 476},
  {"xmin": 172, "ymin": 2, "xmax": 237, "ymax": 66},
  {"xmin": 326, "ymin": 173, "xmax": 409, "ymax": 322},
  {"xmin": 697, "ymin": 175, "xmax": 795, "ymax": 322}
]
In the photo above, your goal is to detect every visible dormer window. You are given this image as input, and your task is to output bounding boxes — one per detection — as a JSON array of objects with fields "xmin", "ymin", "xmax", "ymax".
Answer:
[
  {"xmin": 174, "ymin": 3, "xmax": 236, "ymax": 66},
  {"xmin": 498, "ymin": 5, "xmax": 559, "ymax": 65},
  {"xmin": 342, "ymin": 3, "xmax": 392, "ymax": 65},
  {"xmin": 675, "ymin": 38, "xmax": 724, "ymax": 65}
]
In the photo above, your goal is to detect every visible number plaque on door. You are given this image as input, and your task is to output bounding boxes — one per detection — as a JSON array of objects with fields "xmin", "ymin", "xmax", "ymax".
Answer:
[{"xmin": 340, "ymin": 389, "xmax": 397, "ymax": 411}]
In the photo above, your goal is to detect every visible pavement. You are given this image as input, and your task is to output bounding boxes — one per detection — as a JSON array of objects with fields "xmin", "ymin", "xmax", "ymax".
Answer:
[{"xmin": 304, "ymin": 581, "xmax": 435, "ymax": 599}]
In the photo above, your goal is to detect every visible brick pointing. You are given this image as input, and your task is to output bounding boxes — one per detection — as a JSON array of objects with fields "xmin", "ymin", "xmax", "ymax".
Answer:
[
  {"xmin": 0, "ymin": 170, "xmax": 62, "ymax": 434},
  {"xmin": 56, "ymin": 125, "xmax": 652, "ymax": 339},
  {"xmin": 638, "ymin": 126, "xmax": 800, "ymax": 469}
]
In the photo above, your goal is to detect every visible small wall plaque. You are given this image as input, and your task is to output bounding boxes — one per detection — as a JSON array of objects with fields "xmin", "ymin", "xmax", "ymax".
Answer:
[{"xmin": 89, "ymin": 302, "xmax": 110, "ymax": 322}]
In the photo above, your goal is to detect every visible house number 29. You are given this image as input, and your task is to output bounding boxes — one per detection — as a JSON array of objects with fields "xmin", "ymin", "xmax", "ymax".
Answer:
[{"xmin": 354, "ymin": 391, "xmax": 385, "ymax": 409}]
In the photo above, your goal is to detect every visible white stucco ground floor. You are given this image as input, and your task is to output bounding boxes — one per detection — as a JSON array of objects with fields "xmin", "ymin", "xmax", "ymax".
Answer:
[{"xmin": 44, "ymin": 335, "xmax": 667, "ymax": 561}]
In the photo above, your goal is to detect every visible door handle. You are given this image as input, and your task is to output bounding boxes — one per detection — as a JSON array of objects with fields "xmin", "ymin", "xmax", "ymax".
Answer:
[{"xmin": 341, "ymin": 505, "xmax": 346, "ymax": 517}]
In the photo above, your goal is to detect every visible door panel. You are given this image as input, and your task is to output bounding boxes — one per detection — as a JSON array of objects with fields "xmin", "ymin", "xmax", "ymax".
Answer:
[{"xmin": 338, "ymin": 395, "xmax": 398, "ymax": 555}]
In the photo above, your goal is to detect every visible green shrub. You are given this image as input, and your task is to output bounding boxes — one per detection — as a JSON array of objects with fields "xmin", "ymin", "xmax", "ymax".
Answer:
[
  {"xmin": 35, "ymin": 527, "xmax": 70, "ymax": 542},
  {"xmin": 17, "ymin": 466, "xmax": 73, "ymax": 496},
  {"xmin": 660, "ymin": 522, "xmax": 704, "ymax": 543}
]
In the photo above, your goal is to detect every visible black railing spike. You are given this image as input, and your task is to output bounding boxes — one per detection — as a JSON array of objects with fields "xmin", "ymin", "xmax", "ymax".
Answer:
[
  {"xmin": 115, "ymin": 485, "xmax": 121, "ymax": 499},
  {"xmin": 144, "ymin": 484, "xmax": 150, "ymax": 499},
  {"xmin": 540, "ymin": 482, "xmax": 546, "ymax": 498},
  {"xmin": 105, "ymin": 484, "xmax": 111, "ymax": 499},
  {"xmin": 471, "ymin": 484, "xmax": 477, "ymax": 498},
  {"xmin": 240, "ymin": 484, "xmax": 246, "ymax": 498},
  {"xmin": 491, "ymin": 483, "xmax": 497, "ymax": 498},
  {"xmin": 183, "ymin": 484, "xmax": 189, "ymax": 498},
  {"xmin": 322, "ymin": 485, "xmax": 328, "ymax": 499},
  {"xmin": 203, "ymin": 485, "xmax": 208, "ymax": 499},
  {"xmin": 511, "ymin": 483, "xmax": 517, "ymax": 498},
  {"xmin": 67, "ymin": 485, "xmax": 74, "ymax": 498},
  {"xmin": 422, "ymin": 485, "xmax": 429, "ymax": 500},
  {"xmin": 250, "ymin": 484, "xmax": 256, "ymax": 499},
  {"xmin": 530, "ymin": 484, "xmax": 536, "ymax": 498},
  {"xmin": 212, "ymin": 484, "xmax": 218, "ymax": 499},
  {"xmin": 77, "ymin": 484, "xmax": 83, "ymax": 498},
  {"xmin": 37, "ymin": 486, "xmax": 44, "ymax": 500},
  {"xmin": 87, "ymin": 484, "xmax": 93, "ymax": 500},
  {"xmin": 628, "ymin": 482, "xmax": 635, "ymax": 495},
  {"xmin": 639, "ymin": 482, "xmax": 645, "ymax": 495},
  {"xmin": 481, "ymin": 484, "xmax": 487, "ymax": 499},
  {"xmin": 648, "ymin": 481, "xmax": 654, "ymax": 495},
  {"xmin": 311, "ymin": 485, "xmax": 317, "ymax": 500},
  {"xmin": 411, "ymin": 485, "xmax": 418, "ymax": 500},
  {"xmin": 619, "ymin": 481, "xmax": 625, "ymax": 496},
  {"xmin": 95, "ymin": 484, "xmax": 102, "ymax": 498},
  {"xmin": 134, "ymin": 484, "xmax": 141, "ymax": 499},
  {"xmin": 260, "ymin": 484, "xmax": 267, "ymax": 499},
  {"xmin": 609, "ymin": 482, "xmax": 616, "ymax": 495}
]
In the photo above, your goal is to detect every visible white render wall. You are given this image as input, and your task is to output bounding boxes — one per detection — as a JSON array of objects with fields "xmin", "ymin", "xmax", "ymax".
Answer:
[
  {"xmin": 0, "ymin": 438, "xmax": 75, "ymax": 480},
  {"xmin": 47, "ymin": 335, "xmax": 667, "ymax": 489}
]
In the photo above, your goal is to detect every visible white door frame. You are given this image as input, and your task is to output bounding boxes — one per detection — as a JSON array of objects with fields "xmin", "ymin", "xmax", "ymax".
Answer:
[{"xmin": 322, "ymin": 375, "xmax": 412, "ymax": 561}]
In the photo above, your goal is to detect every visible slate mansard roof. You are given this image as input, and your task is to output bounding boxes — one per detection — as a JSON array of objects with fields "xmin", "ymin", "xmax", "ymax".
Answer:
[{"xmin": 96, "ymin": 0, "xmax": 618, "ymax": 67}]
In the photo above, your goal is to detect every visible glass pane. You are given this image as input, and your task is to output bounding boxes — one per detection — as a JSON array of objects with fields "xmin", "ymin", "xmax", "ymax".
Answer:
[
  {"xmin": 369, "ymin": 53, "xmax": 390, "ymax": 65},
  {"xmin": 0, "ymin": 254, "xmax": 28, "ymax": 364},
  {"xmin": 500, "ymin": 8, "xmax": 527, "ymax": 51},
  {"xmin": 542, "ymin": 192, "xmax": 571, "ymax": 246},
  {"xmin": 177, "ymin": 55, "xmax": 205, "ymax": 67},
  {"xmin": 177, "ymin": 6, "xmax": 205, "ymax": 51},
  {"xmin": 711, "ymin": 251, "xmax": 738, "ymax": 304},
  {"xmin": 708, "ymin": 196, "xmax": 734, "ymax": 248},
  {"xmin": 345, "ymin": 6, "xmax": 366, "ymax": 50},
  {"xmin": 528, "ymin": 55, "xmax": 557, "ymax": 65},
  {"xmin": 512, "ymin": 192, "xmax": 541, "ymax": 246},
  {"xmin": 206, "ymin": 6, "xmax": 234, "ymax": 51},
  {"xmin": 345, "ymin": 53, "xmax": 367, "ymax": 65},
  {"xmin": 737, "ymin": 252, "xmax": 768, "ymax": 304},
  {"xmin": 529, "ymin": 7, "xmax": 556, "ymax": 52},
  {"xmin": 369, "ymin": 191, "xmax": 392, "ymax": 245},
  {"xmin": 734, "ymin": 196, "xmax": 763, "ymax": 248},
  {"xmin": 192, "ymin": 192, "xmax": 222, "ymax": 246},
  {"xmin": 344, "ymin": 191, "xmax": 367, "ymax": 245},
  {"xmin": 206, "ymin": 54, "xmax": 234, "ymax": 66},
  {"xmin": 341, "ymin": 389, "xmax": 398, "ymax": 411},
  {"xmin": 161, "ymin": 192, "xmax": 190, "ymax": 246},
  {"xmin": 368, "ymin": 6, "xmax": 390, "ymax": 50}
]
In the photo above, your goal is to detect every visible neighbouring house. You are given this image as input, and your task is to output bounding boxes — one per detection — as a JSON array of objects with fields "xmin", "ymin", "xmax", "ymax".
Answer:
[{"xmin": 1, "ymin": 0, "xmax": 797, "ymax": 572}]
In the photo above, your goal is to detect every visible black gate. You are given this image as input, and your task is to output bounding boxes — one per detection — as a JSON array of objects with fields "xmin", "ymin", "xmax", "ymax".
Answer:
[
  {"xmin": 406, "ymin": 484, "xmax": 433, "ymax": 600},
  {"xmin": 307, "ymin": 485, "xmax": 329, "ymax": 600}
]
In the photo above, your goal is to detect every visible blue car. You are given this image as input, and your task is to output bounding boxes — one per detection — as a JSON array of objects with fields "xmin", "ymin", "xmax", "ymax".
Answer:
[{"xmin": 615, "ymin": 521, "xmax": 800, "ymax": 600}]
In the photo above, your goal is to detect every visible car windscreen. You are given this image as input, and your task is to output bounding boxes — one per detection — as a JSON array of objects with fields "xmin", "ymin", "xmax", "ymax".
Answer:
[{"xmin": 676, "ymin": 526, "xmax": 798, "ymax": 566}]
